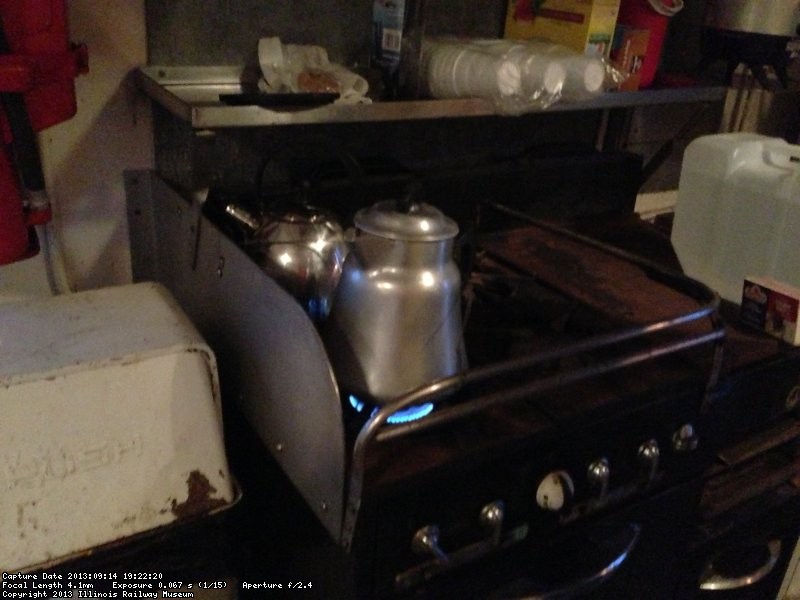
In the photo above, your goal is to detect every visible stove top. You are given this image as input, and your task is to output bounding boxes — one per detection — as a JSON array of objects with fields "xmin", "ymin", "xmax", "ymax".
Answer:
[{"xmin": 350, "ymin": 212, "xmax": 725, "ymax": 493}]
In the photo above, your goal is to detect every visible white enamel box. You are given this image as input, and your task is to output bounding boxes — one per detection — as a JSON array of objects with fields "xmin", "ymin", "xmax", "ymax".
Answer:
[{"xmin": 0, "ymin": 282, "xmax": 235, "ymax": 571}]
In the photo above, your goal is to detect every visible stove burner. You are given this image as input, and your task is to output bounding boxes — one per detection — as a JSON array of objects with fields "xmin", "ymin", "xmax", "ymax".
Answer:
[
  {"xmin": 348, "ymin": 394, "xmax": 367, "ymax": 413},
  {"xmin": 348, "ymin": 394, "xmax": 435, "ymax": 424}
]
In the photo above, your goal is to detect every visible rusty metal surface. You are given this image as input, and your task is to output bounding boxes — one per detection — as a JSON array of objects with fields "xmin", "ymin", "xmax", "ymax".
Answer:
[
  {"xmin": 568, "ymin": 211, "xmax": 785, "ymax": 373},
  {"xmin": 480, "ymin": 224, "xmax": 709, "ymax": 328},
  {"xmin": 171, "ymin": 471, "xmax": 231, "ymax": 520},
  {"xmin": 28, "ymin": 484, "xmax": 242, "ymax": 575}
]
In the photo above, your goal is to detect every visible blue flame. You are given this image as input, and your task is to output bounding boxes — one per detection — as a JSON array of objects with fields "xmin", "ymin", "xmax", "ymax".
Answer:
[
  {"xmin": 382, "ymin": 402, "xmax": 435, "ymax": 424},
  {"xmin": 348, "ymin": 394, "xmax": 366, "ymax": 413},
  {"xmin": 348, "ymin": 395, "xmax": 434, "ymax": 424}
]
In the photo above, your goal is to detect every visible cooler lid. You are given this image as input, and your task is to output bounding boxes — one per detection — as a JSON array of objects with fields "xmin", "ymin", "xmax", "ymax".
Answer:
[{"xmin": 0, "ymin": 282, "xmax": 212, "ymax": 385}]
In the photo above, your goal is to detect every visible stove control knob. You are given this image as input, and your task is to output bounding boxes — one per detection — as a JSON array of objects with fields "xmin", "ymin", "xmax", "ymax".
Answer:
[
  {"xmin": 536, "ymin": 470, "xmax": 574, "ymax": 512},
  {"xmin": 480, "ymin": 500, "xmax": 506, "ymax": 546},
  {"xmin": 411, "ymin": 525, "xmax": 450, "ymax": 564},
  {"xmin": 587, "ymin": 458, "xmax": 610, "ymax": 503},
  {"xmin": 638, "ymin": 439, "xmax": 660, "ymax": 483},
  {"xmin": 672, "ymin": 423, "xmax": 699, "ymax": 453}
]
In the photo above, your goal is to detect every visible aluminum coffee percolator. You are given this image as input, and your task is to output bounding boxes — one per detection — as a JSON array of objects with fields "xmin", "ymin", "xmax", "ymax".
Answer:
[{"xmin": 324, "ymin": 190, "xmax": 467, "ymax": 405}]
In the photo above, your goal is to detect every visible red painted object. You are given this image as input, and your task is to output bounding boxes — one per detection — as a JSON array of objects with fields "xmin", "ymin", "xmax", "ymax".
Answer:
[
  {"xmin": 0, "ymin": 0, "xmax": 86, "ymax": 265},
  {"xmin": 0, "ymin": 144, "xmax": 29, "ymax": 263},
  {"xmin": 617, "ymin": 0, "xmax": 682, "ymax": 88},
  {"xmin": 0, "ymin": 0, "xmax": 88, "ymax": 131}
]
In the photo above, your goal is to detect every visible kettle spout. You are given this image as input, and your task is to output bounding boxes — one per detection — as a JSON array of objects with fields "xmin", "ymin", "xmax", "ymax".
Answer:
[{"xmin": 224, "ymin": 204, "xmax": 260, "ymax": 232}]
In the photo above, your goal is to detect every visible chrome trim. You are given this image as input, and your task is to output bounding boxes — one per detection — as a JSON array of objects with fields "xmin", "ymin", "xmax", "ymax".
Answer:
[{"xmin": 699, "ymin": 539, "xmax": 782, "ymax": 591}]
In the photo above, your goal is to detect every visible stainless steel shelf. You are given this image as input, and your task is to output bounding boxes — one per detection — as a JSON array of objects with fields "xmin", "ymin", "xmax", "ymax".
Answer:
[{"xmin": 136, "ymin": 65, "xmax": 728, "ymax": 129}]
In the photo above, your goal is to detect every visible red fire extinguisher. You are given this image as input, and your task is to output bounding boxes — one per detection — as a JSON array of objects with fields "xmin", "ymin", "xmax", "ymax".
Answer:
[{"xmin": 0, "ymin": 0, "xmax": 87, "ymax": 266}]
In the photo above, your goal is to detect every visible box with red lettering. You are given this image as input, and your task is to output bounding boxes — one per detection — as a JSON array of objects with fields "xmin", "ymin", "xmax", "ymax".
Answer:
[{"xmin": 740, "ymin": 276, "xmax": 800, "ymax": 345}]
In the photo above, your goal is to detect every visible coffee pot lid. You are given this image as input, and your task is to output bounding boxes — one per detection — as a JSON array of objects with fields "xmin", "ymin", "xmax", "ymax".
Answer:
[{"xmin": 355, "ymin": 199, "xmax": 458, "ymax": 242}]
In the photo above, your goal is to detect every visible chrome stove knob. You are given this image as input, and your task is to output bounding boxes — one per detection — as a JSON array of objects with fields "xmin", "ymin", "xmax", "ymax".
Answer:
[
  {"xmin": 672, "ymin": 423, "xmax": 699, "ymax": 453},
  {"xmin": 411, "ymin": 525, "xmax": 449, "ymax": 564},
  {"xmin": 587, "ymin": 458, "xmax": 610, "ymax": 503},
  {"xmin": 480, "ymin": 500, "xmax": 506, "ymax": 546},
  {"xmin": 638, "ymin": 439, "xmax": 660, "ymax": 483}
]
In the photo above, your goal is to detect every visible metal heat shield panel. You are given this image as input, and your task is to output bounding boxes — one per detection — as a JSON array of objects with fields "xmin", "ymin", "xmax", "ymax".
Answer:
[{"xmin": 124, "ymin": 170, "xmax": 347, "ymax": 542}]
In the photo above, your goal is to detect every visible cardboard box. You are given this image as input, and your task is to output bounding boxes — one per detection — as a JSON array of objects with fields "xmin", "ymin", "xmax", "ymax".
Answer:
[
  {"xmin": 740, "ymin": 277, "xmax": 800, "ymax": 346},
  {"xmin": 610, "ymin": 26, "xmax": 649, "ymax": 91},
  {"xmin": 505, "ymin": 0, "xmax": 622, "ymax": 58}
]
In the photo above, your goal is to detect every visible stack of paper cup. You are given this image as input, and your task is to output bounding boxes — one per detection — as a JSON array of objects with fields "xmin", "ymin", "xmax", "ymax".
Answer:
[
  {"xmin": 422, "ymin": 37, "xmax": 608, "ymax": 111},
  {"xmin": 454, "ymin": 49, "xmax": 521, "ymax": 98},
  {"xmin": 557, "ymin": 55, "xmax": 607, "ymax": 100},
  {"xmin": 423, "ymin": 39, "xmax": 522, "ymax": 100},
  {"xmin": 507, "ymin": 38, "xmax": 607, "ymax": 100},
  {"xmin": 476, "ymin": 41, "xmax": 566, "ymax": 102},
  {"xmin": 423, "ymin": 42, "xmax": 464, "ymax": 97}
]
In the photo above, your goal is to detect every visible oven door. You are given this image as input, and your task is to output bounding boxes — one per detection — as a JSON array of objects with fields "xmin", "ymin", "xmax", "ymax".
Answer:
[
  {"xmin": 492, "ymin": 480, "xmax": 702, "ymax": 600},
  {"xmin": 360, "ymin": 478, "xmax": 702, "ymax": 599}
]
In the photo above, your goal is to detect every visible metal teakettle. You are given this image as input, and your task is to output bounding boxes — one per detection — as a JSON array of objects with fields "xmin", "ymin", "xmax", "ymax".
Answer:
[
  {"xmin": 224, "ymin": 200, "xmax": 348, "ymax": 322},
  {"xmin": 324, "ymin": 194, "xmax": 467, "ymax": 405}
]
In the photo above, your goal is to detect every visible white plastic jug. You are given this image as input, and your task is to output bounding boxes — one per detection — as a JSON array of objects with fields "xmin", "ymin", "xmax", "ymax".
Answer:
[{"xmin": 671, "ymin": 133, "xmax": 800, "ymax": 303}]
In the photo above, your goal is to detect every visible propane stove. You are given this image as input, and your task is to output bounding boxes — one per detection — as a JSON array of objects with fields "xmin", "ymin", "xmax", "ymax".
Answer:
[{"xmin": 123, "ymin": 165, "xmax": 740, "ymax": 598}]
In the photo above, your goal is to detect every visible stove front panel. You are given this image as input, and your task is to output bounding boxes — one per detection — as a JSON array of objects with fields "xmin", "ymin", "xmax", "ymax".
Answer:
[{"xmin": 352, "ymin": 383, "xmax": 713, "ymax": 598}]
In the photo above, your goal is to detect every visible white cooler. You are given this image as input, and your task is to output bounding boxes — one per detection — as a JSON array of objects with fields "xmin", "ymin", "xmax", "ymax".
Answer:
[{"xmin": 0, "ymin": 282, "xmax": 236, "ymax": 571}]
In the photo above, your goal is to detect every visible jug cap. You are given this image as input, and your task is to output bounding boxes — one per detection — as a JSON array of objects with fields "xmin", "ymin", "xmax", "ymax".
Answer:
[{"xmin": 355, "ymin": 200, "xmax": 458, "ymax": 242}]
